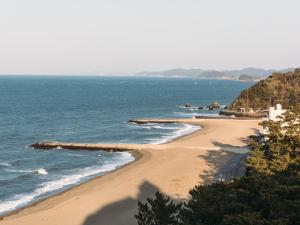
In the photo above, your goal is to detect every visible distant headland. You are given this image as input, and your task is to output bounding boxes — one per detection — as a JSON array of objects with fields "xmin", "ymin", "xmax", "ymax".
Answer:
[{"xmin": 136, "ymin": 67, "xmax": 295, "ymax": 81}]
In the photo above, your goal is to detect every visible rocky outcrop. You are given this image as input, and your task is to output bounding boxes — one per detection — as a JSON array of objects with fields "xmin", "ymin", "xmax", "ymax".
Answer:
[{"xmin": 208, "ymin": 101, "xmax": 221, "ymax": 110}]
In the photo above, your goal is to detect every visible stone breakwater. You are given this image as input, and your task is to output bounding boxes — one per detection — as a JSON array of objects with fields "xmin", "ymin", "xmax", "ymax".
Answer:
[
  {"xmin": 30, "ymin": 141, "xmax": 148, "ymax": 151},
  {"xmin": 128, "ymin": 117, "xmax": 263, "ymax": 124},
  {"xmin": 30, "ymin": 119, "xmax": 194, "ymax": 151},
  {"xmin": 128, "ymin": 118, "xmax": 192, "ymax": 124}
]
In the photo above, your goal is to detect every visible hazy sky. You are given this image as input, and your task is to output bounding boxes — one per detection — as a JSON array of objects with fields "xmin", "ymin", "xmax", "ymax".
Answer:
[{"xmin": 0, "ymin": 0, "xmax": 299, "ymax": 75}]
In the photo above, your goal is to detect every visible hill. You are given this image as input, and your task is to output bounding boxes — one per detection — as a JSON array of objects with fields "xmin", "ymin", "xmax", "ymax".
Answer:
[
  {"xmin": 198, "ymin": 70, "xmax": 235, "ymax": 80},
  {"xmin": 137, "ymin": 67, "xmax": 294, "ymax": 80},
  {"xmin": 229, "ymin": 68, "xmax": 300, "ymax": 111}
]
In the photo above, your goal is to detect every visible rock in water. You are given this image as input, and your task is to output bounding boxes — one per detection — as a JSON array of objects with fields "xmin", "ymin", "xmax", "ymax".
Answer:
[{"xmin": 208, "ymin": 101, "xmax": 221, "ymax": 110}]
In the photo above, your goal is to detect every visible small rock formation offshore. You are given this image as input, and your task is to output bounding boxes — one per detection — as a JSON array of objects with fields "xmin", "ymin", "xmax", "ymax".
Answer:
[{"xmin": 208, "ymin": 101, "xmax": 221, "ymax": 110}]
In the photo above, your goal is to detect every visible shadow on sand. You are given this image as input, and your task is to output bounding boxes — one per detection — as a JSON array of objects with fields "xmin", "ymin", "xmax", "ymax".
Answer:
[
  {"xmin": 198, "ymin": 141, "xmax": 249, "ymax": 184},
  {"xmin": 82, "ymin": 140, "xmax": 251, "ymax": 225},
  {"xmin": 81, "ymin": 181, "xmax": 159, "ymax": 225}
]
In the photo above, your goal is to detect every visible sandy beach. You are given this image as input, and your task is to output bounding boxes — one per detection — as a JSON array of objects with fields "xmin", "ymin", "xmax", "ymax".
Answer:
[{"xmin": 0, "ymin": 118, "xmax": 261, "ymax": 225}]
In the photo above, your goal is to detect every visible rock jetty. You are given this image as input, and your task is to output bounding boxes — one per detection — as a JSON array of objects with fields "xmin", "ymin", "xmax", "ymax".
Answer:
[{"xmin": 30, "ymin": 141, "xmax": 145, "ymax": 151}]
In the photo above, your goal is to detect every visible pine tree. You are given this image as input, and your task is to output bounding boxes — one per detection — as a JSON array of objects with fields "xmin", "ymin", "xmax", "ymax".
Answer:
[
  {"xmin": 135, "ymin": 192, "xmax": 182, "ymax": 225},
  {"xmin": 247, "ymin": 110, "xmax": 300, "ymax": 175}
]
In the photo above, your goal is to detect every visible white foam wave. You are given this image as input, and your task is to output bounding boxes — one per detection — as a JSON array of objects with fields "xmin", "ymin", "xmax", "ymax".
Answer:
[
  {"xmin": 157, "ymin": 126, "xmax": 179, "ymax": 130},
  {"xmin": 140, "ymin": 126, "xmax": 152, "ymax": 130},
  {"xmin": 35, "ymin": 168, "xmax": 48, "ymax": 175},
  {"xmin": 5, "ymin": 168, "xmax": 33, "ymax": 173},
  {"xmin": 152, "ymin": 125, "xmax": 164, "ymax": 129},
  {"xmin": 0, "ymin": 162, "xmax": 12, "ymax": 167},
  {"xmin": 150, "ymin": 123, "xmax": 200, "ymax": 144},
  {"xmin": 0, "ymin": 152, "xmax": 134, "ymax": 216},
  {"xmin": 187, "ymin": 108, "xmax": 200, "ymax": 111},
  {"xmin": 194, "ymin": 113, "xmax": 220, "ymax": 117},
  {"xmin": 173, "ymin": 112, "xmax": 201, "ymax": 117},
  {"xmin": 138, "ymin": 124, "xmax": 167, "ymax": 130},
  {"xmin": 173, "ymin": 112, "xmax": 220, "ymax": 117},
  {"xmin": 5, "ymin": 168, "xmax": 50, "ymax": 175}
]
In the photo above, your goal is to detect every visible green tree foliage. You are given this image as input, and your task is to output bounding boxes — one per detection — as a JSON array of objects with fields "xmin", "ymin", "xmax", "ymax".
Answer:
[
  {"xmin": 247, "ymin": 111, "xmax": 300, "ymax": 175},
  {"xmin": 135, "ymin": 192, "xmax": 182, "ymax": 225},
  {"xmin": 229, "ymin": 68, "xmax": 300, "ymax": 111},
  {"xmin": 135, "ymin": 110, "xmax": 300, "ymax": 225},
  {"xmin": 181, "ymin": 173, "xmax": 300, "ymax": 225}
]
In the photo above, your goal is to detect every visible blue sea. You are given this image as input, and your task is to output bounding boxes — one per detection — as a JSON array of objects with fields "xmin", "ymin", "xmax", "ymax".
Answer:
[{"xmin": 0, "ymin": 76, "xmax": 252, "ymax": 215}]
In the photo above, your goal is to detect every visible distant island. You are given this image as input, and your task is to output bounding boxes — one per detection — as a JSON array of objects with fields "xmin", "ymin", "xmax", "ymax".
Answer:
[{"xmin": 137, "ymin": 67, "xmax": 294, "ymax": 81}]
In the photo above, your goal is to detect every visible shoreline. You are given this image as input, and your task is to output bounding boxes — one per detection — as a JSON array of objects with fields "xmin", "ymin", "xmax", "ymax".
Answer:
[
  {"xmin": 0, "ymin": 121, "xmax": 200, "ymax": 218},
  {"xmin": 0, "ymin": 149, "xmax": 144, "ymax": 220},
  {"xmin": 1, "ymin": 118, "xmax": 261, "ymax": 225}
]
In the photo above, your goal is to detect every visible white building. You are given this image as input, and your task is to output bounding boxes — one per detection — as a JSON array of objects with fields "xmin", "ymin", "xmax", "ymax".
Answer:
[{"xmin": 268, "ymin": 104, "xmax": 286, "ymax": 121}]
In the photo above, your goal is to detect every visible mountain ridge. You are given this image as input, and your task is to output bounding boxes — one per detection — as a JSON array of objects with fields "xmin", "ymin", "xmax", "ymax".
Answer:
[{"xmin": 137, "ymin": 67, "xmax": 295, "ymax": 80}]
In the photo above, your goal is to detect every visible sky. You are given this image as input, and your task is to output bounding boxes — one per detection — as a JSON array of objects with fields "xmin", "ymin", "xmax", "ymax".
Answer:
[{"xmin": 0, "ymin": 0, "xmax": 299, "ymax": 75}]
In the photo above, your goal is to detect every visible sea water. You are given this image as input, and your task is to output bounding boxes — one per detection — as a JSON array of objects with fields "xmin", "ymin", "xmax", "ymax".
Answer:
[{"xmin": 0, "ymin": 76, "xmax": 252, "ymax": 215}]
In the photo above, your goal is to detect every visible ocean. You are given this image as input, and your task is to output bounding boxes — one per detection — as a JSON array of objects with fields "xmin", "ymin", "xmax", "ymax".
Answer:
[{"xmin": 0, "ymin": 76, "xmax": 252, "ymax": 215}]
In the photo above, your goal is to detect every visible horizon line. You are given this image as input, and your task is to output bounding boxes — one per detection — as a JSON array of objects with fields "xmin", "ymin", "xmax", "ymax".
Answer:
[{"xmin": 0, "ymin": 66, "xmax": 297, "ymax": 77}]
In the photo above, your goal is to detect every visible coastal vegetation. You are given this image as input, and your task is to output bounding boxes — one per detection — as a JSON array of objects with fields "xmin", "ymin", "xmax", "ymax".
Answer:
[
  {"xmin": 229, "ymin": 68, "xmax": 300, "ymax": 112},
  {"xmin": 135, "ymin": 111, "xmax": 300, "ymax": 225}
]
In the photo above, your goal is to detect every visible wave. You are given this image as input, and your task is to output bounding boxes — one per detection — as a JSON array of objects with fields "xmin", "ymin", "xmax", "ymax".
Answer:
[
  {"xmin": 156, "ymin": 126, "xmax": 179, "ymax": 130},
  {"xmin": 179, "ymin": 105, "xmax": 199, "ymax": 109},
  {"xmin": 135, "ymin": 123, "xmax": 171, "ymax": 130},
  {"xmin": 5, "ymin": 168, "xmax": 48, "ymax": 175},
  {"xmin": 149, "ymin": 123, "xmax": 200, "ymax": 144},
  {"xmin": 134, "ymin": 123, "xmax": 185, "ymax": 131},
  {"xmin": 129, "ymin": 121, "xmax": 200, "ymax": 144},
  {"xmin": 0, "ymin": 152, "xmax": 134, "ymax": 216},
  {"xmin": 173, "ymin": 112, "xmax": 220, "ymax": 117},
  {"xmin": 5, "ymin": 168, "xmax": 33, "ymax": 173},
  {"xmin": 186, "ymin": 108, "xmax": 200, "ymax": 111},
  {"xmin": 0, "ymin": 162, "xmax": 12, "ymax": 168},
  {"xmin": 144, "ymin": 125, "xmax": 171, "ymax": 129},
  {"xmin": 140, "ymin": 126, "xmax": 152, "ymax": 130},
  {"xmin": 194, "ymin": 113, "xmax": 220, "ymax": 117},
  {"xmin": 173, "ymin": 112, "xmax": 201, "ymax": 117}
]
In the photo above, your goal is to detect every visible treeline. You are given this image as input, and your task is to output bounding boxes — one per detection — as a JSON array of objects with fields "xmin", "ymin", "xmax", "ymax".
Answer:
[
  {"xmin": 229, "ymin": 68, "xmax": 300, "ymax": 112},
  {"xmin": 135, "ymin": 110, "xmax": 300, "ymax": 225}
]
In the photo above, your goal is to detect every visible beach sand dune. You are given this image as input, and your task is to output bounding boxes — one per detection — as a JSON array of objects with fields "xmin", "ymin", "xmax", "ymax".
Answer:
[{"xmin": 0, "ymin": 119, "xmax": 260, "ymax": 225}]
